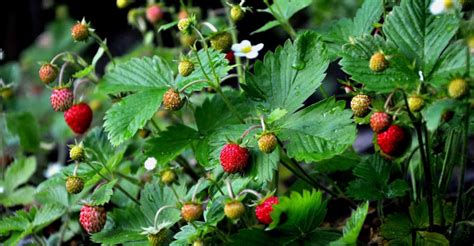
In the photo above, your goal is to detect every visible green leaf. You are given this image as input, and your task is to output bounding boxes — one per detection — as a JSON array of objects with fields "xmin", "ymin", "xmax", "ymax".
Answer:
[
  {"xmin": 269, "ymin": 189, "xmax": 327, "ymax": 235},
  {"xmin": 0, "ymin": 211, "xmax": 30, "ymax": 234},
  {"xmin": 6, "ymin": 112, "xmax": 40, "ymax": 151},
  {"xmin": 35, "ymin": 178, "xmax": 69, "ymax": 208},
  {"xmin": 89, "ymin": 179, "xmax": 117, "ymax": 206},
  {"xmin": 330, "ymin": 202, "xmax": 369, "ymax": 245},
  {"xmin": 103, "ymin": 89, "xmax": 165, "ymax": 146},
  {"xmin": 72, "ymin": 65, "xmax": 93, "ymax": 78},
  {"xmin": 159, "ymin": 21, "xmax": 178, "ymax": 32},
  {"xmin": 32, "ymin": 204, "xmax": 65, "ymax": 231},
  {"xmin": 0, "ymin": 186, "xmax": 35, "ymax": 207},
  {"xmin": 351, "ymin": 0, "xmax": 384, "ymax": 37},
  {"xmin": 171, "ymin": 222, "xmax": 206, "ymax": 245},
  {"xmin": 313, "ymin": 151, "xmax": 360, "ymax": 173},
  {"xmin": 140, "ymin": 183, "xmax": 184, "ymax": 226},
  {"xmin": 204, "ymin": 196, "xmax": 225, "ymax": 225},
  {"xmin": 92, "ymin": 227, "xmax": 145, "ymax": 244},
  {"xmin": 279, "ymin": 98, "xmax": 356, "ymax": 162},
  {"xmin": 430, "ymin": 40, "xmax": 474, "ymax": 87},
  {"xmin": 339, "ymin": 35, "xmax": 418, "ymax": 93},
  {"xmin": 145, "ymin": 124, "xmax": 199, "ymax": 165},
  {"xmin": 244, "ymin": 31, "xmax": 329, "ymax": 114},
  {"xmin": 252, "ymin": 20, "xmax": 280, "ymax": 35},
  {"xmin": 267, "ymin": 0, "xmax": 312, "ymax": 21},
  {"xmin": 175, "ymin": 48, "xmax": 230, "ymax": 93},
  {"xmin": 347, "ymin": 155, "xmax": 409, "ymax": 200},
  {"xmin": 100, "ymin": 56, "xmax": 172, "ymax": 94},
  {"xmin": 91, "ymin": 206, "xmax": 150, "ymax": 244},
  {"xmin": 228, "ymin": 229, "xmax": 281, "ymax": 246},
  {"xmin": 4, "ymin": 157, "xmax": 36, "ymax": 192},
  {"xmin": 380, "ymin": 213, "xmax": 413, "ymax": 240},
  {"xmin": 319, "ymin": 0, "xmax": 383, "ymax": 60},
  {"xmin": 421, "ymin": 99, "xmax": 458, "ymax": 131},
  {"xmin": 383, "ymin": 0, "xmax": 459, "ymax": 75}
]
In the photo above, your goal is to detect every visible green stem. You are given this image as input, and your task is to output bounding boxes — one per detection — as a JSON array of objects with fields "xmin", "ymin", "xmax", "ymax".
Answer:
[
  {"xmin": 192, "ymin": 26, "xmax": 220, "ymax": 84},
  {"xmin": 399, "ymin": 90, "xmax": 434, "ymax": 230},
  {"xmin": 90, "ymin": 32, "xmax": 116, "ymax": 66},
  {"xmin": 220, "ymin": 0, "xmax": 245, "ymax": 85},
  {"xmin": 85, "ymin": 162, "xmax": 141, "ymax": 205},
  {"xmin": 263, "ymin": 0, "xmax": 296, "ymax": 39},
  {"xmin": 450, "ymin": 102, "xmax": 470, "ymax": 242}
]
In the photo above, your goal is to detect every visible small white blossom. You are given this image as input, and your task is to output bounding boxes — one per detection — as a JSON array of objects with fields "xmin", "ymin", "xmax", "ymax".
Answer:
[
  {"xmin": 0, "ymin": 186, "xmax": 4, "ymax": 194},
  {"xmin": 231, "ymin": 40, "xmax": 264, "ymax": 59},
  {"xmin": 44, "ymin": 163, "xmax": 63, "ymax": 178},
  {"xmin": 429, "ymin": 0, "xmax": 457, "ymax": 15},
  {"xmin": 144, "ymin": 157, "xmax": 157, "ymax": 171}
]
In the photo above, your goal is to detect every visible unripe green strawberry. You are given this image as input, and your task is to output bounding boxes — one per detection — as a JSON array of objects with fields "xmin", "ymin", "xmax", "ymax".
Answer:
[
  {"xmin": 210, "ymin": 32, "xmax": 233, "ymax": 52},
  {"xmin": 448, "ymin": 78, "xmax": 469, "ymax": 99},
  {"xmin": 116, "ymin": 0, "xmax": 130, "ymax": 9},
  {"xmin": 230, "ymin": 5, "xmax": 244, "ymax": 22},
  {"xmin": 1, "ymin": 86, "xmax": 14, "ymax": 100},
  {"xmin": 39, "ymin": 63, "xmax": 58, "ymax": 84},
  {"xmin": 408, "ymin": 95, "xmax": 424, "ymax": 112},
  {"xmin": 258, "ymin": 133, "xmax": 278, "ymax": 153},
  {"xmin": 71, "ymin": 22, "xmax": 89, "ymax": 41},
  {"xmin": 66, "ymin": 176, "xmax": 84, "ymax": 194},
  {"xmin": 69, "ymin": 144, "xmax": 85, "ymax": 161},
  {"xmin": 163, "ymin": 88, "xmax": 184, "ymax": 111},
  {"xmin": 161, "ymin": 170, "xmax": 176, "ymax": 185},
  {"xmin": 178, "ymin": 60, "xmax": 194, "ymax": 77},
  {"xmin": 193, "ymin": 240, "xmax": 204, "ymax": 246},
  {"xmin": 224, "ymin": 200, "xmax": 245, "ymax": 220},
  {"xmin": 147, "ymin": 230, "xmax": 168, "ymax": 246},
  {"xmin": 180, "ymin": 33, "xmax": 197, "ymax": 47},
  {"xmin": 177, "ymin": 17, "xmax": 193, "ymax": 33},
  {"xmin": 181, "ymin": 202, "xmax": 203, "ymax": 222},
  {"xmin": 369, "ymin": 52, "xmax": 388, "ymax": 72},
  {"xmin": 350, "ymin": 94, "xmax": 371, "ymax": 117}
]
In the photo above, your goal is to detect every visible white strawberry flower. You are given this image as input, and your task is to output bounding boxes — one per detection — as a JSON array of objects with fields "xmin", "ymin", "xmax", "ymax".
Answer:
[
  {"xmin": 44, "ymin": 162, "xmax": 63, "ymax": 178},
  {"xmin": 429, "ymin": 0, "xmax": 457, "ymax": 15},
  {"xmin": 144, "ymin": 157, "xmax": 157, "ymax": 171},
  {"xmin": 231, "ymin": 40, "xmax": 264, "ymax": 59},
  {"xmin": 0, "ymin": 186, "xmax": 4, "ymax": 194}
]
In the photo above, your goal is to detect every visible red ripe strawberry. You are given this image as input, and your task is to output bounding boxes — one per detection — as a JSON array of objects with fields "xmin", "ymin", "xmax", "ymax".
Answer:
[
  {"xmin": 64, "ymin": 103, "xmax": 93, "ymax": 134},
  {"xmin": 377, "ymin": 125, "xmax": 407, "ymax": 157},
  {"xmin": 146, "ymin": 5, "xmax": 163, "ymax": 24},
  {"xmin": 255, "ymin": 196, "xmax": 279, "ymax": 225},
  {"xmin": 370, "ymin": 112, "xmax": 392, "ymax": 133},
  {"xmin": 50, "ymin": 88, "xmax": 73, "ymax": 112},
  {"xmin": 79, "ymin": 205, "xmax": 106, "ymax": 234},
  {"xmin": 225, "ymin": 51, "xmax": 235, "ymax": 64},
  {"xmin": 219, "ymin": 143, "xmax": 249, "ymax": 173}
]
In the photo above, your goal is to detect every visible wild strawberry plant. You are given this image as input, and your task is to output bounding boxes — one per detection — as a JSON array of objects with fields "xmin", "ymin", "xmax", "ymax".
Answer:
[{"xmin": 0, "ymin": 0, "xmax": 473, "ymax": 245}]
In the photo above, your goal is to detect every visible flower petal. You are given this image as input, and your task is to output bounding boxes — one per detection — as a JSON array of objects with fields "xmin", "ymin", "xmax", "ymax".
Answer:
[
  {"xmin": 253, "ymin": 43, "xmax": 264, "ymax": 52},
  {"xmin": 234, "ymin": 52, "xmax": 247, "ymax": 57},
  {"xmin": 231, "ymin": 43, "xmax": 242, "ymax": 52},
  {"xmin": 246, "ymin": 51, "xmax": 259, "ymax": 59},
  {"xmin": 240, "ymin": 40, "xmax": 251, "ymax": 46},
  {"xmin": 429, "ymin": 0, "xmax": 445, "ymax": 15}
]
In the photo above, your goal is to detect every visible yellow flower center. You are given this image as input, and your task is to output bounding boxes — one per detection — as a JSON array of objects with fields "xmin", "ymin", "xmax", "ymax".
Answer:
[
  {"xmin": 444, "ymin": 0, "xmax": 453, "ymax": 9},
  {"xmin": 241, "ymin": 46, "xmax": 252, "ymax": 53}
]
